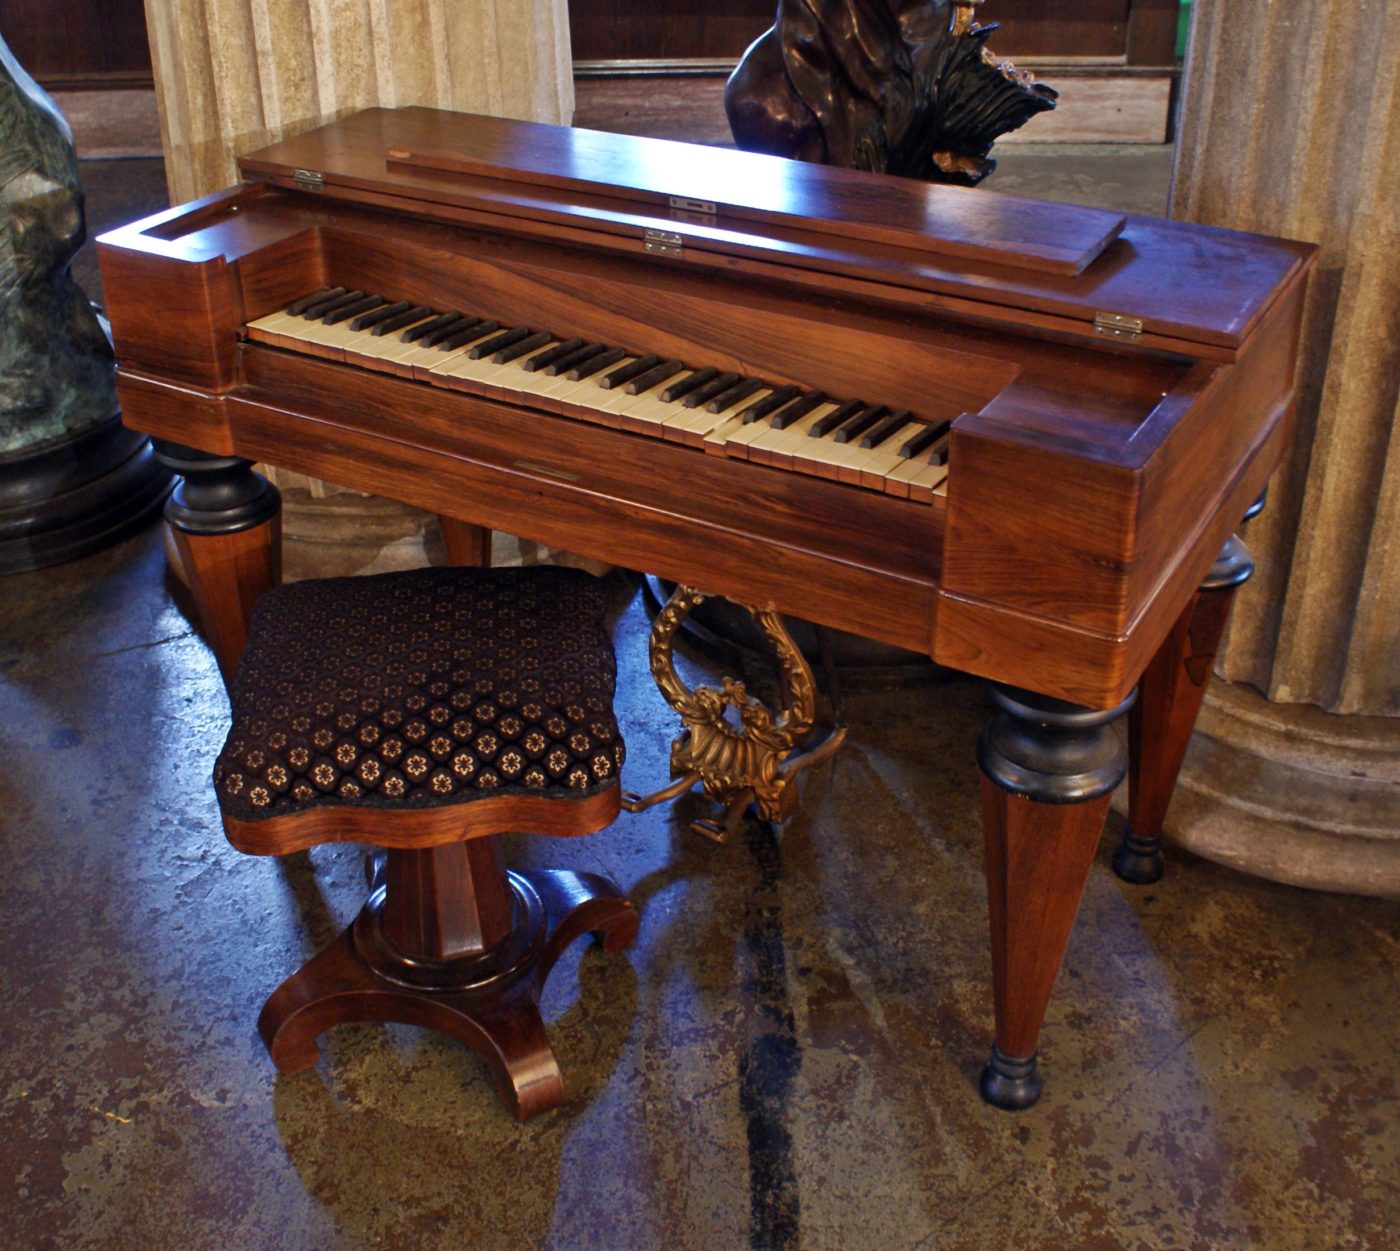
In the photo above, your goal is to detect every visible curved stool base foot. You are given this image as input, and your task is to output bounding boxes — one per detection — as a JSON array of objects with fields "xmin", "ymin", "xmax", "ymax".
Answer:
[{"xmin": 257, "ymin": 867, "xmax": 638, "ymax": 1120}]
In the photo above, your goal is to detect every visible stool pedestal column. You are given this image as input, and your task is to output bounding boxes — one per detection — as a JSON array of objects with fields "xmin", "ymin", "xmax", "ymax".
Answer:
[{"xmin": 256, "ymin": 835, "xmax": 639, "ymax": 1120}]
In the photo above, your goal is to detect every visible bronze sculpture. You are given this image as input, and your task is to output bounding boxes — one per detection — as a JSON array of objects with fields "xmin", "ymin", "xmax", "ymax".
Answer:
[
  {"xmin": 726, "ymin": 0, "xmax": 1056, "ymax": 185},
  {"xmin": 0, "ymin": 35, "xmax": 168, "ymax": 571}
]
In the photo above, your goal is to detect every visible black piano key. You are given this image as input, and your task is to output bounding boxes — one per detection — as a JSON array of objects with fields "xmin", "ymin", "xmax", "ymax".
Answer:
[
  {"xmin": 425, "ymin": 315, "xmax": 481, "ymax": 347},
  {"xmin": 898, "ymin": 419, "xmax": 952, "ymax": 459},
  {"xmin": 809, "ymin": 398, "xmax": 864, "ymax": 437},
  {"xmin": 626, "ymin": 359, "xmax": 685, "ymax": 395},
  {"xmin": 403, "ymin": 311, "xmax": 460, "ymax": 343},
  {"xmin": 350, "ymin": 299, "xmax": 411, "ymax": 331},
  {"xmin": 525, "ymin": 337, "xmax": 583, "ymax": 372},
  {"xmin": 708, "ymin": 377, "xmax": 766, "ymax": 414},
  {"xmin": 302, "ymin": 289, "xmax": 364, "ymax": 320},
  {"xmin": 287, "ymin": 287, "xmax": 342, "ymax": 316},
  {"xmin": 859, "ymin": 409, "xmax": 915, "ymax": 449},
  {"xmin": 568, "ymin": 347, "xmax": 627, "ymax": 380},
  {"xmin": 660, "ymin": 367, "xmax": 718, "ymax": 403},
  {"xmin": 834, "ymin": 404, "xmax": 891, "ymax": 444},
  {"xmin": 324, "ymin": 294, "xmax": 384, "ymax": 325},
  {"xmin": 738, "ymin": 383, "xmax": 799, "ymax": 423},
  {"xmin": 682, "ymin": 371, "xmax": 741, "ymax": 409},
  {"xmin": 601, "ymin": 354, "xmax": 660, "ymax": 390},
  {"xmin": 441, "ymin": 320, "xmax": 499, "ymax": 352},
  {"xmin": 929, "ymin": 436, "xmax": 953, "ymax": 466},
  {"xmin": 494, "ymin": 330, "xmax": 553, "ymax": 364},
  {"xmin": 768, "ymin": 390, "xmax": 827, "ymax": 430},
  {"xmin": 469, "ymin": 325, "xmax": 532, "ymax": 360},
  {"xmin": 546, "ymin": 342, "xmax": 607, "ymax": 376},
  {"xmin": 370, "ymin": 304, "xmax": 431, "ymax": 335}
]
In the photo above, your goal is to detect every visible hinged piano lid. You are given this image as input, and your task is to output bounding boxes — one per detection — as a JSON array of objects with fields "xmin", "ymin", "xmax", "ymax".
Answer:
[{"xmin": 237, "ymin": 108, "xmax": 1313, "ymax": 355}]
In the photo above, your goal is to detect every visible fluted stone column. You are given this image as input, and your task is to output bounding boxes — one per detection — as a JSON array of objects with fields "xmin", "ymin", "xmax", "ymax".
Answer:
[
  {"xmin": 142, "ymin": 0, "xmax": 578, "ymax": 577},
  {"xmin": 1152, "ymin": 0, "xmax": 1400, "ymax": 894}
]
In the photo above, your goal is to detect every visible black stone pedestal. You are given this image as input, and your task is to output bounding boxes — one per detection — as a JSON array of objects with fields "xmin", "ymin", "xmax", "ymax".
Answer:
[{"xmin": 0, "ymin": 413, "xmax": 171, "ymax": 574}]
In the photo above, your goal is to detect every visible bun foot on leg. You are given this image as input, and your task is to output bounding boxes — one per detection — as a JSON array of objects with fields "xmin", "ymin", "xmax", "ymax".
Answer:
[
  {"xmin": 980, "ymin": 1045, "xmax": 1042, "ymax": 1111},
  {"xmin": 1112, "ymin": 828, "xmax": 1164, "ymax": 885}
]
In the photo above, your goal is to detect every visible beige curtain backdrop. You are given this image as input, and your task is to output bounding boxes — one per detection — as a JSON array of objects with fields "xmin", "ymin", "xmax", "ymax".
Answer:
[
  {"xmin": 145, "ymin": 0, "xmax": 575, "ymax": 203},
  {"xmin": 142, "ymin": 0, "xmax": 578, "ymax": 575},
  {"xmin": 1172, "ymin": 0, "xmax": 1400, "ymax": 716}
]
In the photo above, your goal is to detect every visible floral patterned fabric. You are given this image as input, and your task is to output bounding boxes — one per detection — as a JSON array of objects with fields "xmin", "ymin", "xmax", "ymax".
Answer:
[{"xmin": 214, "ymin": 567, "xmax": 624, "ymax": 821}]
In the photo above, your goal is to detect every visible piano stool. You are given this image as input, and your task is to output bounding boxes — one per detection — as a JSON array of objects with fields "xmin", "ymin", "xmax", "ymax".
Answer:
[{"xmin": 211, "ymin": 565, "xmax": 639, "ymax": 1120}]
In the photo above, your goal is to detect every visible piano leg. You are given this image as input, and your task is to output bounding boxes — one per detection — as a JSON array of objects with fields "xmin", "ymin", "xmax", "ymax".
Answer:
[
  {"xmin": 153, "ymin": 441, "xmax": 282, "ymax": 683},
  {"xmin": 438, "ymin": 516, "xmax": 493, "ymax": 568},
  {"xmin": 977, "ymin": 683, "xmax": 1134, "ymax": 1110},
  {"xmin": 1114, "ymin": 534, "xmax": 1256, "ymax": 885}
]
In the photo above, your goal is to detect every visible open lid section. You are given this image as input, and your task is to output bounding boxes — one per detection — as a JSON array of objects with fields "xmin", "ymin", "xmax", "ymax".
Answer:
[
  {"xmin": 237, "ymin": 108, "xmax": 1313, "ymax": 353},
  {"xmin": 240, "ymin": 107, "xmax": 1122, "ymax": 278}
]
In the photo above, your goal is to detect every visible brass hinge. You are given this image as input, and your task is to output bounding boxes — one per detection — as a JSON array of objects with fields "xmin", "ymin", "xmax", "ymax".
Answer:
[
  {"xmin": 644, "ymin": 228, "xmax": 684, "ymax": 258},
  {"xmin": 668, "ymin": 195, "xmax": 716, "ymax": 216},
  {"xmin": 292, "ymin": 168, "xmax": 325, "ymax": 191},
  {"xmin": 1094, "ymin": 311, "xmax": 1144, "ymax": 342}
]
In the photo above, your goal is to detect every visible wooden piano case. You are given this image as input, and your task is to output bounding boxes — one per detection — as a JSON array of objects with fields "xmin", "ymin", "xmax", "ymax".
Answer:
[{"xmin": 97, "ymin": 107, "xmax": 1314, "ymax": 1111}]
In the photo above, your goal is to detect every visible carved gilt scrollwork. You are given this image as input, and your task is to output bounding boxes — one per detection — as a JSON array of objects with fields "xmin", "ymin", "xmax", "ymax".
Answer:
[{"xmin": 622, "ymin": 586, "xmax": 847, "ymax": 842}]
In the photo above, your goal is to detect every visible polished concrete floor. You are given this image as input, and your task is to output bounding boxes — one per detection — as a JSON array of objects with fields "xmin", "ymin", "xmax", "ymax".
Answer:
[
  {"xmin": 3, "ymin": 528, "xmax": 1399, "ymax": 1251},
  {"xmin": 4, "ymin": 145, "xmax": 1399, "ymax": 1250}
]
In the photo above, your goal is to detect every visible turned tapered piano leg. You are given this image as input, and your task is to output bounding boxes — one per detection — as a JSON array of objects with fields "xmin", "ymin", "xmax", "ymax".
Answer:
[
  {"xmin": 977, "ymin": 684, "xmax": 1134, "ymax": 1110},
  {"xmin": 1113, "ymin": 534, "xmax": 1255, "ymax": 885},
  {"xmin": 154, "ymin": 441, "xmax": 282, "ymax": 682}
]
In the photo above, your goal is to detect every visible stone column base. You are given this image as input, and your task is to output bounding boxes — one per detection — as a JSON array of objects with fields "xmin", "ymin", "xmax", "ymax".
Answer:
[{"xmin": 1117, "ymin": 681, "xmax": 1400, "ymax": 898}]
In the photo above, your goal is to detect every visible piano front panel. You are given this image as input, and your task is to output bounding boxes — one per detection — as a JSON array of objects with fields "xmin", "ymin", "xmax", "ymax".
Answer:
[{"xmin": 228, "ymin": 346, "xmax": 942, "ymax": 653}]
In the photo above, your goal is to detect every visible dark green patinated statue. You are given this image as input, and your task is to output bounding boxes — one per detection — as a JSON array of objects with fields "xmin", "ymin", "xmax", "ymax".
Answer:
[
  {"xmin": 0, "ymin": 34, "xmax": 168, "ymax": 573},
  {"xmin": 0, "ymin": 36, "xmax": 116, "ymax": 455}
]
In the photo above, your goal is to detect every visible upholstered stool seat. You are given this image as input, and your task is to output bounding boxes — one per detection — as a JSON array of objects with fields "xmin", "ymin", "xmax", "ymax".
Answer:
[{"xmin": 214, "ymin": 566, "xmax": 638, "ymax": 1119}]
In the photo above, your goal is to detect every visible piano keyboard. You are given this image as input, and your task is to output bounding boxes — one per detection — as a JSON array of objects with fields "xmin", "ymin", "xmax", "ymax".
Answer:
[{"xmin": 245, "ymin": 288, "xmax": 952, "ymax": 502}]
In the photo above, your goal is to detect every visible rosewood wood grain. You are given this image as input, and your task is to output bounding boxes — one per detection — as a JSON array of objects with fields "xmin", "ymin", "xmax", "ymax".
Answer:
[
  {"xmin": 240, "ymin": 779, "xmax": 634, "ymax": 1119},
  {"xmin": 222, "ymin": 782, "xmax": 622, "ymax": 856},
  {"xmin": 1115, "ymin": 535, "xmax": 1255, "ymax": 885},
  {"xmin": 311, "ymin": 110, "xmax": 1125, "ymax": 276},
  {"xmin": 381, "ymin": 841, "xmax": 512, "ymax": 957},
  {"xmin": 303, "ymin": 223, "xmax": 1023, "ymax": 423},
  {"xmin": 230, "ymin": 108, "xmax": 1311, "ymax": 351},
  {"xmin": 169, "ymin": 519, "xmax": 280, "ymax": 681},
  {"xmin": 934, "ymin": 409, "xmax": 1286, "ymax": 707},
  {"xmin": 153, "ymin": 443, "xmax": 282, "ymax": 680},
  {"xmin": 258, "ymin": 862, "xmax": 639, "ymax": 1120},
  {"xmin": 977, "ymin": 684, "xmax": 1133, "ymax": 1109},
  {"xmin": 439, "ymin": 516, "xmax": 493, "ymax": 568}
]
